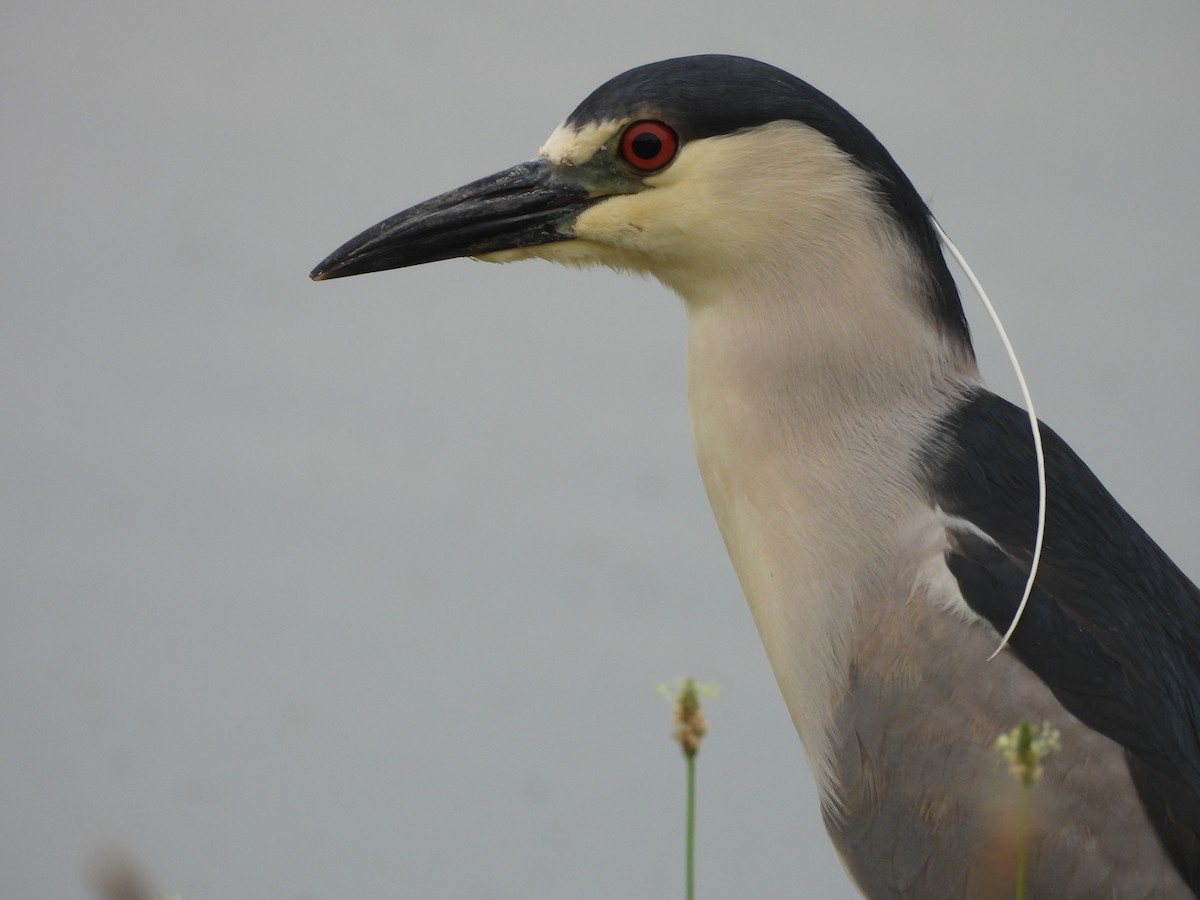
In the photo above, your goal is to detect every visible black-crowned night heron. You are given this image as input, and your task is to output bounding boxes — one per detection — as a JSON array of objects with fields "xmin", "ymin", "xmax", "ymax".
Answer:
[{"xmin": 311, "ymin": 55, "xmax": 1199, "ymax": 897}]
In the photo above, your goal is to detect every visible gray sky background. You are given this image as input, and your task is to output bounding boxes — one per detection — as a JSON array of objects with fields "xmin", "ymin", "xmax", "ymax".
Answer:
[{"xmin": 4, "ymin": 2, "xmax": 1198, "ymax": 897}]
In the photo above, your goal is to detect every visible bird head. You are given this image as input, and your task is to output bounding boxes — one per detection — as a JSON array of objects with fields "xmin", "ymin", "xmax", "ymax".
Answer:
[{"xmin": 311, "ymin": 55, "xmax": 969, "ymax": 348}]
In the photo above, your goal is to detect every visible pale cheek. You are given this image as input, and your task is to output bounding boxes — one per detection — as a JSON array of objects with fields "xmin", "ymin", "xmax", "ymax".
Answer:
[
  {"xmin": 573, "ymin": 200, "xmax": 644, "ymax": 246},
  {"xmin": 574, "ymin": 193, "xmax": 695, "ymax": 260}
]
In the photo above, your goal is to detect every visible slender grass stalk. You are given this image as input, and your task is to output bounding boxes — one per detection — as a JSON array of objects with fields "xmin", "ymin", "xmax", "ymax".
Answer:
[
  {"xmin": 1014, "ymin": 779, "xmax": 1032, "ymax": 900},
  {"xmin": 660, "ymin": 678, "xmax": 717, "ymax": 900},
  {"xmin": 686, "ymin": 751, "xmax": 696, "ymax": 900}
]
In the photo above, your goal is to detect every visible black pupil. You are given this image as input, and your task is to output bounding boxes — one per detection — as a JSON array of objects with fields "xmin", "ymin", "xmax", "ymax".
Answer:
[{"xmin": 630, "ymin": 131, "xmax": 662, "ymax": 160}]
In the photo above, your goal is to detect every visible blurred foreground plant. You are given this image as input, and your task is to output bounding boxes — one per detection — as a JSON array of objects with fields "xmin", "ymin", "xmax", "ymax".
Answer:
[
  {"xmin": 995, "ymin": 720, "xmax": 1061, "ymax": 900},
  {"xmin": 659, "ymin": 678, "xmax": 718, "ymax": 900}
]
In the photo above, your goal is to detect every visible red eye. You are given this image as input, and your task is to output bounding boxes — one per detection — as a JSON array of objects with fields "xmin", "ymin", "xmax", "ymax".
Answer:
[{"xmin": 619, "ymin": 120, "xmax": 678, "ymax": 172}]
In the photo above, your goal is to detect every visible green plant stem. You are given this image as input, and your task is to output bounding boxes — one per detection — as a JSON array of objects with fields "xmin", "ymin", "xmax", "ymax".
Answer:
[
  {"xmin": 1014, "ymin": 780, "xmax": 1031, "ymax": 900},
  {"xmin": 686, "ymin": 753, "xmax": 696, "ymax": 900}
]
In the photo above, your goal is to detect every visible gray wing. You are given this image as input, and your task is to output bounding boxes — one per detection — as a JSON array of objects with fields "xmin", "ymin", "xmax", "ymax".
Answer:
[{"xmin": 921, "ymin": 388, "xmax": 1200, "ymax": 890}]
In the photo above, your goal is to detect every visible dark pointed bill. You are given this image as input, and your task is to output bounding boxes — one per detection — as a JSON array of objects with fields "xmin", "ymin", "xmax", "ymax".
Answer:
[{"xmin": 310, "ymin": 159, "xmax": 592, "ymax": 281}]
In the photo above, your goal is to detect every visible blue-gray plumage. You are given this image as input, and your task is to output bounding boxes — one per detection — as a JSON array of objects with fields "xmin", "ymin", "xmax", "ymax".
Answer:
[{"xmin": 312, "ymin": 56, "xmax": 1199, "ymax": 896}]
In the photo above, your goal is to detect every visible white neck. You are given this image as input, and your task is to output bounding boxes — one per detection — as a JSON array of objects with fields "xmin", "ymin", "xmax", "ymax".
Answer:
[{"xmin": 678, "ymin": 206, "xmax": 977, "ymax": 796}]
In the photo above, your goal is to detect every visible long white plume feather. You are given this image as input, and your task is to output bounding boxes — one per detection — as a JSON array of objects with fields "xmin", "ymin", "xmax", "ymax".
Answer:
[{"xmin": 933, "ymin": 218, "xmax": 1047, "ymax": 658}]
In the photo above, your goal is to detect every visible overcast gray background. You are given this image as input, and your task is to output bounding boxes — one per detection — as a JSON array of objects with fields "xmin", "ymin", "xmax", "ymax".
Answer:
[{"xmin": 4, "ymin": 2, "xmax": 1199, "ymax": 898}]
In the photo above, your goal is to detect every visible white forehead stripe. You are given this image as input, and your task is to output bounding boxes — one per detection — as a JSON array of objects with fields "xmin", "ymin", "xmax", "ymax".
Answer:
[{"xmin": 540, "ymin": 120, "xmax": 622, "ymax": 166}]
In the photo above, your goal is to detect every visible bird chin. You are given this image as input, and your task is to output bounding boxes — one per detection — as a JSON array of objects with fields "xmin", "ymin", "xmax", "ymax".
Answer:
[
  {"xmin": 472, "ymin": 246, "xmax": 550, "ymax": 264},
  {"xmin": 476, "ymin": 240, "xmax": 635, "ymax": 273}
]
